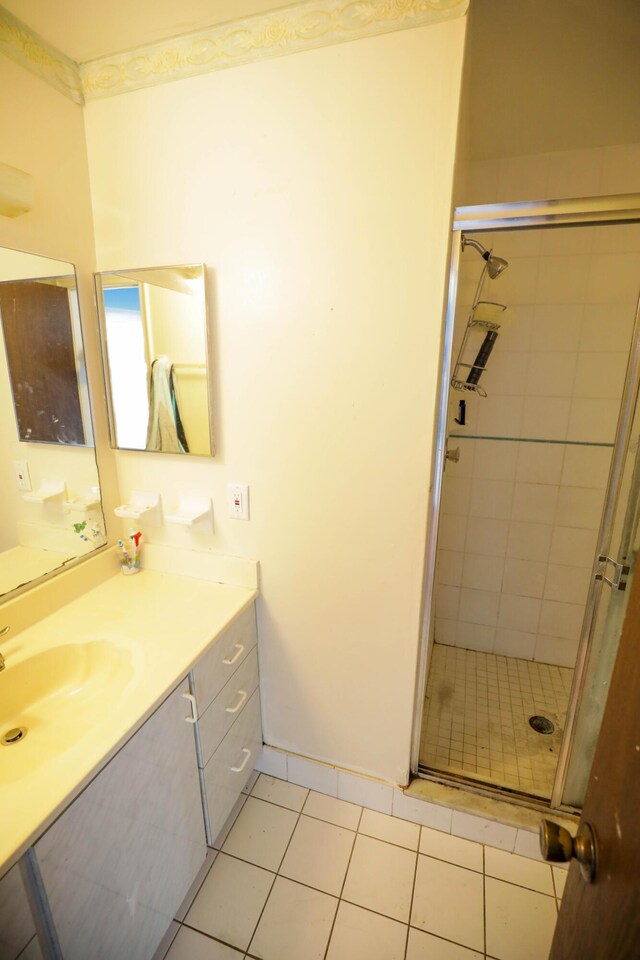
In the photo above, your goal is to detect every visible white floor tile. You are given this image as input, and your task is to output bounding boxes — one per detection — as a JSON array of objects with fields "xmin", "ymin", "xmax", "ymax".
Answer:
[
  {"xmin": 185, "ymin": 852, "xmax": 274, "ymax": 951},
  {"xmin": 406, "ymin": 927, "xmax": 483, "ymax": 960},
  {"xmin": 249, "ymin": 877, "xmax": 338, "ymax": 960},
  {"xmin": 303, "ymin": 790, "xmax": 362, "ymax": 830},
  {"xmin": 485, "ymin": 877, "xmax": 557, "ymax": 960},
  {"xmin": 279, "ymin": 815, "xmax": 355, "ymax": 896},
  {"xmin": 485, "ymin": 847, "xmax": 554, "ymax": 895},
  {"xmin": 221, "ymin": 796, "xmax": 298, "ymax": 871},
  {"xmin": 326, "ymin": 901, "xmax": 407, "ymax": 960},
  {"xmin": 392, "ymin": 790, "xmax": 453, "ymax": 832},
  {"xmin": 342, "ymin": 835, "xmax": 416, "ymax": 923},
  {"xmin": 165, "ymin": 925, "xmax": 244, "ymax": 959},
  {"xmin": 419, "ymin": 826, "xmax": 483, "ymax": 872},
  {"xmin": 552, "ymin": 865, "xmax": 568, "ymax": 898},
  {"xmin": 411, "ymin": 855, "xmax": 484, "ymax": 952},
  {"xmin": 251, "ymin": 774, "xmax": 308, "ymax": 811},
  {"xmin": 359, "ymin": 809, "xmax": 420, "ymax": 850},
  {"xmin": 212, "ymin": 794, "xmax": 248, "ymax": 849}
]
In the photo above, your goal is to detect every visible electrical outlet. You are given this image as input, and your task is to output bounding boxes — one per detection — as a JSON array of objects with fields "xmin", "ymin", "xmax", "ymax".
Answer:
[
  {"xmin": 228, "ymin": 483, "xmax": 249, "ymax": 520},
  {"xmin": 13, "ymin": 460, "xmax": 31, "ymax": 491}
]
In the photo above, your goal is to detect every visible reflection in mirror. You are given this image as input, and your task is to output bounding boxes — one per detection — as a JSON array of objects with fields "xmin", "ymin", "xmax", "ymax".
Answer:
[
  {"xmin": 95, "ymin": 265, "xmax": 213, "ymax": 456},
  {"xmin": 0, "ymin": 247, "xmax": 105, "ymax": 597}
]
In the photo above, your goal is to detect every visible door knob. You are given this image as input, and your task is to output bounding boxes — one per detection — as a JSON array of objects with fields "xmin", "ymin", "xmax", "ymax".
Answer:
[{"xmin": 539, "ymin": 819, "xmax": 597, "ymax": 882}]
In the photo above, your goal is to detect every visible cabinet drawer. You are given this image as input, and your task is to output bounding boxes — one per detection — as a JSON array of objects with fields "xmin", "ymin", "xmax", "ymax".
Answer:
[
  {"xmin": 204, "ymin": 690, "xmax": 262, "ymax": 844},
  {"xmin": 193, "ymin": 605, "xmax": 256, "ymax": 713},
  {"xmin": 199, "ymin": 647, "xmax": 259, "ymax": 767}
]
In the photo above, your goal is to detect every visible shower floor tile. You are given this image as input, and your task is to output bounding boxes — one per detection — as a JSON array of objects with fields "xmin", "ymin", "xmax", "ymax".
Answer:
[{"xmin": 419, "ymin": 644, "xmax": 573, "ymax": 799}]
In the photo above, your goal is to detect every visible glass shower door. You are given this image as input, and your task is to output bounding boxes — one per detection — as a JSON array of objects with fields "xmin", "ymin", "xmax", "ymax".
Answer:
[{"xmin": 556, "ymin": 292, "xmax": 640, "ymax": 808}]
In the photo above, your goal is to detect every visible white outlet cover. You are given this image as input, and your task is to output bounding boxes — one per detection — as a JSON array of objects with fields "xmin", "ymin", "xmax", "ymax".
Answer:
[
  {"xmin": 13, "ymin": 460, "xmax": 31, "ymax": 491},
  {"xmin": 228, "ymin": 482, "xmax": 249, "ymax": 520}
]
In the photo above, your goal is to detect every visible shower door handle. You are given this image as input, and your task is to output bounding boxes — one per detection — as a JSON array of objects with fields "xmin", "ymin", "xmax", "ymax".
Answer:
[{"xmin": 595, "ymin": 555, "xmax": 630, "ymax": 591}]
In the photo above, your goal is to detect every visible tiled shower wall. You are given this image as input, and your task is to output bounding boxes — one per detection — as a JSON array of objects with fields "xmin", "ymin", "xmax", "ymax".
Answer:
[{"xmin": 436, "ymin": 150, "xmax": 640, "ymax": 667}]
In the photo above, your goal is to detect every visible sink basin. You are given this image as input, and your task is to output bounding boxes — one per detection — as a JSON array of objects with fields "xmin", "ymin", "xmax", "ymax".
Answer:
[{"xmin": 0, "ymin": 640, "xmax": 136, "ymax": 783}]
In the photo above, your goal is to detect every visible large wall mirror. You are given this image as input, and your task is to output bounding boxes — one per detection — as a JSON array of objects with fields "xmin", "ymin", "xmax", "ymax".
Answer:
[
  {"xmin": 95, "ymin": 265, "xmax": 214, "ymax": 456},
  {"xmin": 0, "ymin": 247, "xmax": 106, "ymax": 597}
]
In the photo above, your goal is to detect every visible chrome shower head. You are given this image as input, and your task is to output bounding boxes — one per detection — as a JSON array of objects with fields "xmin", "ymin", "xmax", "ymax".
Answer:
[{"xmin": 461, "ymin": 235, "xmax": 509, "ymax": 279}]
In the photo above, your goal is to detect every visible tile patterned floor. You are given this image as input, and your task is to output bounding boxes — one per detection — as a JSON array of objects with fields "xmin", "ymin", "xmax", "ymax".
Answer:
[
  {"xmin": 420, "ymin": 644, "xmax": 574, "ymax": 798},
  {"xmin": 161, "ymin": 773, "xmax": 564, "ymax": 960}
]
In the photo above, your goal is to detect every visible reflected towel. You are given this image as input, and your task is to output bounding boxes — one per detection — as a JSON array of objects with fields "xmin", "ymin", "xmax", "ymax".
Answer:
[{"xmin": 146, "ymin": 356, "xmax": 189, "ymax": 453}]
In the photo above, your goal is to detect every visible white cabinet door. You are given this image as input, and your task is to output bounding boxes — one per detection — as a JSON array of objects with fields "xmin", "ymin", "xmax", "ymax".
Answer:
[
  {"xmin": 0, "ymin": 862, "xmax": 37, "ymax": 960},
  {"xmin": 34, "ymin": 681, "xmax": 206, "ymax": 960}
]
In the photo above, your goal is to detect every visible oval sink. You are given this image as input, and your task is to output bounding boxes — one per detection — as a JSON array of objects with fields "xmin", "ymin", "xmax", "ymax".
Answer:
[{"xmin": 0, "ymin": 640, "xmax": 136, "ymax": 783}]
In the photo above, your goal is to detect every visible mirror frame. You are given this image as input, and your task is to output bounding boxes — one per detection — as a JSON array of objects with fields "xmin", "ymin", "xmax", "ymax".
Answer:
[{"xmin": 94, "ymin": 263, "xmax": 215, "ymax": 457}]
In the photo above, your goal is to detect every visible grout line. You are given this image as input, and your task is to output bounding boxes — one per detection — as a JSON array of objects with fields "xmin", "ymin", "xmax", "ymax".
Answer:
[
  {"xmin": 403, "ymin": 825, "xmax": 421, "ymax": 960},
  {"xmin": 179, "ymin": 923, "xmax": 247, "ymax": 956},
  {"xmin": 320, "ymin": 805, "xmax": 364, "ymax": 960}
]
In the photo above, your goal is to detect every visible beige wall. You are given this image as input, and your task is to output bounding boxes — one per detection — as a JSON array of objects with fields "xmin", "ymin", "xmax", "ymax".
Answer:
[
  {"xmin": 0, "ymin": 56, "xmax": 119, "ymax": 551},
  {"xmin": 84, "ymin": 20, "xmax": 466, "ymax": 783}
]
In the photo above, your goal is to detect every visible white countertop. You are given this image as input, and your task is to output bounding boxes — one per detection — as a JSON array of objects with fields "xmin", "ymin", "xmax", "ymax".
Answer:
[{"xmin": 0, "ymin": 568, "xmax": 257, "ymax": 876}]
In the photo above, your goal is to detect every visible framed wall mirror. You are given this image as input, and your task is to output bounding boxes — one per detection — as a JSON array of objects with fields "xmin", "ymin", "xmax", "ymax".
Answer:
[
  {"xmin": 95, "ymin": 264, "xmax": 214, "ymax": 456},
  {"xmin": 0, "ymin": 246, "xmax": 106, "ymax": 598}
]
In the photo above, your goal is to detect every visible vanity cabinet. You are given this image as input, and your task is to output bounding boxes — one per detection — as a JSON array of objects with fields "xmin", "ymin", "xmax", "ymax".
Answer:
[
  {"xmin": 0, "ymin": 863, "xmax": 37, "ymax": 960},
  {"xmin": 192, "ymin": 606, "xmax": 262, "ymax": 843},
  {"xmin": 34, "ymin": 679, "xmax": 207, "ymax": 960}
]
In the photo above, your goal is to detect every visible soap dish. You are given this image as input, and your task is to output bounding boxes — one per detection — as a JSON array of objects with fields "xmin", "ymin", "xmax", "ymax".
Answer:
[
  {"xmin": 164, "ymin": 496, "xmax": 212, "ymax": 528},
  {"xmin": 114, "ymin": 491, "xmax": 162, "ymax": 525},
  {"xmin": 22, "ymin": 479, "xmax": 66, "ymax": 503}
]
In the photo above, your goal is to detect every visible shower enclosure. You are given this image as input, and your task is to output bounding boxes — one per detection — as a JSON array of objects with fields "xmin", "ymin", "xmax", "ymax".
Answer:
[{"xmin": 413, "ymin": 195, "xmax": 640, "ymax": 812}]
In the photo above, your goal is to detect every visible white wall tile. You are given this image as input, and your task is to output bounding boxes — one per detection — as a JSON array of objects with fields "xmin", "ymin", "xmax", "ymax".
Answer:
[
  {"xmin": 516, "ymin": 442, "xmax": 564, "ymax": 484},
  {"xmin": 580, "ymin": 302, "xmax": 635, "ymax": 351},
  {"xmin": 538, "ymin": 224, "xmax": 594, "ymax": 256},
  {"xmin": 506, "ymin": 521, "xmax": 553, "ymax": 562},
  {"xmin": 530, "ymin": 304, "xmax": 583, "ymax": 351},
  {"xmin": 586, "ymin": 252, "xmax": 640, "ymax": 305},
  {"xmin": 462, "ymin": 553, "xmax": 505, "ymax": 592},
  {"xmin": 592, "ymin": 223, "xmax": 640, "ymax": 255},
  {"xmin": 539, "ymin": 600, "xmax": 584, "ymax": 641},
  {"xmin": 451, "ymin": 811, "xmax": 516, "ymax": 851},
  {"xmin": 498, "ymin": 304, "xmax": 533, "ymax": 351},
  {"xmin": 601, "ymin": 143, "xmax": 640, "ymax": 194},
  {"xmin": 435, "ymin": 585, "xmax": 460, "ymax": 620},
  {"xmin": 534, "ymin": 635, "xmax": 580, "ymax": 668},
  {"xmin": 544, "ymin": 564, "xmax": 591, "ymax": 605},
  {"xmin": 573, "ymin": 351, "xmax": 628, "ymax": 400},
  {"xmin": 482, "ymin": 351, "xmax": 530, "ymax": 397},
  {"xmin": 438, "ymin": 514, "xmax": 467, "ymax": 552},
  {"xmin": 514, "ymin": 829, "xmax": 546, "ymax": 862},
  {"xmin": 546, "ymin": 147, "xmax": 603, "ymax": 200},
  {"xmin": 555, "ymin": 486, "xmax": 603, "ymax": 530},
  {"xmin": 521, "ymin": 397, "xmax": 570, "ymax": 440},
  {"xmin": 476, "ymin": 395, "xmax": 524, "ymax": 439},
  {"xmin": 491, "ymin": 256, "xmax": 539, "ymax": 305},
  {"xmin": 511, "ymin": 483, "xmax": 559, "ymax": 523},
  {"xmin": 434, "ymin": 618, "xmax": 457, "ymax": 646},
  {"xmin": 456, "ymin": 621, "xmax": 495, "ymax": 653},
  {"xmin": 494, "ymin": 628, "xmax": 536, "ymax": 659},
  {"xmin": 502, "ymin": 558, "xmax": 547, "ymax": 598},
  {"xmin": 561, "ymin": 445, "xmax": 612, "ymax": 488},
  {"xmin": 497, "ymin": 154, "xmax": 550, "ymax": 203},
  {"xmin": 525, "ymin": 352, "xmax": 577, "ymax": 397},
  {"xmin": 464, "ymin": 516, "xmax": 509, "ymax": 558},
  {"xmin": 549, "ymin": 525, "xmax": 598, "ymax": 567},
  {"xmin": 459, "ymin": 588, "xmax": 500, "ymax": 627},
  {"xmin": 472, "ymin": 439, "xmax": 518, "ymax": 480},
  {"xmin": 497, "ymin": 594, "xmax": 541, "ymax": 634},
  {"xmin": 567, "ymin": 398, "xmax": 620, "ymax": 443},
  {"xmin": 256, "ymin": 747, "xmax": 288, "ymax": 779},
  {"xmin": 469, "ymin": 479, "xmax": 514, "ymax": 520},
  {"xmin": 536, "ymin": 255, "xmax": 590, "ymax": 304},
  {"xmin": 437, "ymin": 550, "xmax": 464, "ymax": 587},
  {"xmin": 441, "ymin": 477, "xmax": 471, "ymax": 516},
  {"xmin": 287, "ymin": 756, "xmax": 338, "ymax": 797},
  {"xmin": 337, "ymin": 771, "xmax": 393, "ymax": 815},
  {"xmin": 392, "ymin": 791, "xmax": 452, "ymax": 832}
]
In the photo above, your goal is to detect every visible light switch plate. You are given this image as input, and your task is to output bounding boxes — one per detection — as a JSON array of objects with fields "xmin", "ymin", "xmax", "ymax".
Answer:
[
  {"xmin": 13, "ymin": 460, "xmax": 31, "ymax": 491},
  {"xmin": 228, "ymin": 483, "xmax": 249, "ymax": 520}
]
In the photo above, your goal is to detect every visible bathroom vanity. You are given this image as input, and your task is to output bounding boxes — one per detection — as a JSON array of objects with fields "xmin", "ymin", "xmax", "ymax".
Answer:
[{"xmin": 0, "ymin": 563, "xmax": 260, "ymax": 960}]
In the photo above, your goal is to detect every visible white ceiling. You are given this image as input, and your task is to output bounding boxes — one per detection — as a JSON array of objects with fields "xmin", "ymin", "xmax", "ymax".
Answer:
[{"xmin": 3, "ymin": 0, "xmax": 299, "ymax": 62}]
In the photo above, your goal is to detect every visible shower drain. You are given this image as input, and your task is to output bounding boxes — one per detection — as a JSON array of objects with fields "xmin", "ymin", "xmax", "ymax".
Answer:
[
  {"xmin": 1, "ymin": 726, "xmax": 27, "ymax": 745},
  {"xmin": 529, "ymin": 715, "xmax": 555, "ymax": 735}
]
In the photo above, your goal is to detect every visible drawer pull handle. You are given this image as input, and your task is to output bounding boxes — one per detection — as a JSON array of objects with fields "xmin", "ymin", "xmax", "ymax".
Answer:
[
  {"xmin": 182, "ymin": 692, "xmax": 198, "ymax": 724},
  {"xmin": 223, "ymin": 643, "xmax": 245, "ymax": 665},
  {"xmin": 231, "ymin": 748, "xmax": 252, "ymax": 773},
  {"xmin": 226, "ymin": 690, "xmax": 248, "ymax": 714}
]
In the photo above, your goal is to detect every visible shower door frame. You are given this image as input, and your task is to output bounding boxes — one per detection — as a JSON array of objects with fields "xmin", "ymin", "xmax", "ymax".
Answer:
[{"xmin": 411, "ymin": 192, "xmax": 640, "ymax": 813}]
